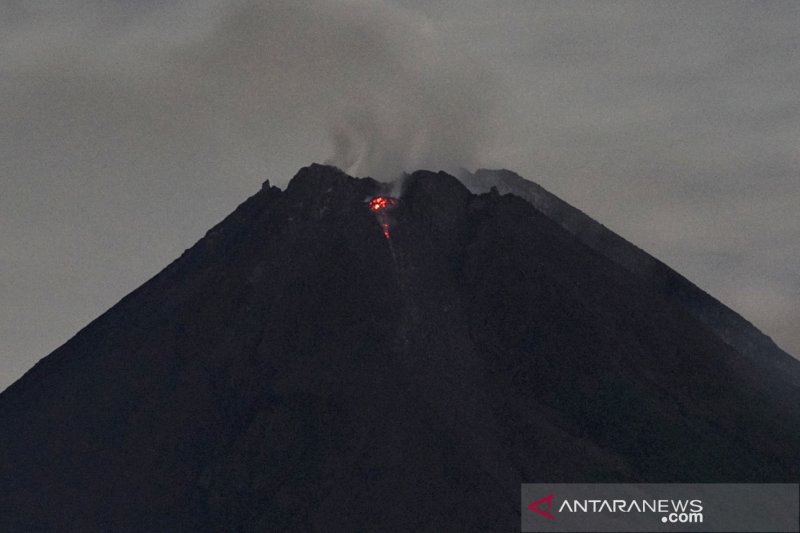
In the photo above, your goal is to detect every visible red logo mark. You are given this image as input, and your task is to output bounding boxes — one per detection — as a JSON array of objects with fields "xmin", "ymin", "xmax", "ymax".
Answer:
[{"xmin": 528, "ymin": 493, "xmax": 556, "ymax": 520}]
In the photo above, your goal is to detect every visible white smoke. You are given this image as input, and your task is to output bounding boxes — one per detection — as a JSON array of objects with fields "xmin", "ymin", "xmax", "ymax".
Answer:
[
  {"xmin": 1, "ymin": 0, "xmax": 497, "ymax": 181},
  {"xmin": 315, "ymin": 1, "xmax": 498, "ymax": 178},
  {"xmin": 201, "ymin": 0, "xmax": 499, "ymax": 179}
]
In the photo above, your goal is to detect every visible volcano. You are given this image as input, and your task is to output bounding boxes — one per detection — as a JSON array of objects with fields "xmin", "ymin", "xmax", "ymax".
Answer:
[{"xmin": 1, "ymin": 164, "xmax": 798, "ymax": 532}]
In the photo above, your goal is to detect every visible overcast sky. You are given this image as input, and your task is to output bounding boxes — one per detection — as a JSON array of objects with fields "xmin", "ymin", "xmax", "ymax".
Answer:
[{"xmin": 1, "ymin": 0, "xmax": 798, "ymax": 390}]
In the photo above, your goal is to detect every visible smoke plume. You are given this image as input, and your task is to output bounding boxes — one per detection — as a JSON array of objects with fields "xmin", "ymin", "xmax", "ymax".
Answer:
[
  {"xmin": 235, "ymin": 0, "xmax": 500, "ymax": 179},
  {"xmin": 1, "ymin": 0, "xmax": 496, "ymax": 181},
  {"xmin": 316, "ymin": 0, "xmax": 498, "ymax": 178}
]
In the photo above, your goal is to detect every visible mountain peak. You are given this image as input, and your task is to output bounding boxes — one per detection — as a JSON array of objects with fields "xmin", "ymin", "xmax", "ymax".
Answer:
[{"xmin": 285, "ymin": 163, "xmax": 351, "ymax": 194}]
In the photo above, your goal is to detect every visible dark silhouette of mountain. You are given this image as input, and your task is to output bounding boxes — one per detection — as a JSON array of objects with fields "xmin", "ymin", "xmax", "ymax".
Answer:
[{"xmin": 1, "ymin": 164, "xmax": 798, "ymax": 532}]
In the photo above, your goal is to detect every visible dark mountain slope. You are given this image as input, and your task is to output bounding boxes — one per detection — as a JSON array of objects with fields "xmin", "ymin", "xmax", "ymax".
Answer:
[
  {"xmin": 1, "ymin": 164, "xmax": 798, "ymax": 532},
  {"xmin": 460, "ymin": 168, "xmax": 798, "ymax": 381}
]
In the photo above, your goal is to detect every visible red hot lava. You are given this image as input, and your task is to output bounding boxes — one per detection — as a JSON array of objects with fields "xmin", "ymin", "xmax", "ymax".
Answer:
[
  {"xmin": 368, "ymin": 196, "xmax": 399, "ymax": 239},
  {"xmin": 368, "ymin": 196, "xmax": 398, "ymax": 212}
]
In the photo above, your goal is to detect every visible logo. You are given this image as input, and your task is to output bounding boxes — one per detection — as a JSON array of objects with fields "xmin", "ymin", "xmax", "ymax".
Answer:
[
  {"xmin": 527, "ymin": 493, "xmax": 555, "ymax": 520},
  {"xmin": 521, "ymin": 483, "xmax": 799, "ymax": 532}
]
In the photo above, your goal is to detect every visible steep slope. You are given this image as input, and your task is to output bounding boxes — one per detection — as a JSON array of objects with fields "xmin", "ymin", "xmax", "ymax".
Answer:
[
  {"xmin": 460, "ymin": 168, "xmax": 798, "ymax": 380},
  {"xmin": 1, "ymin": 164, "xmax": 798, "ymax": 532}
]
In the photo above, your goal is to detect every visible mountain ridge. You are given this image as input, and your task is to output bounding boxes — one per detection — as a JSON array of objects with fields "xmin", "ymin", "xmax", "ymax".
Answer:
[{"xmin": 460, "ymin": 168, "xmax": 797, "ymax": 368}]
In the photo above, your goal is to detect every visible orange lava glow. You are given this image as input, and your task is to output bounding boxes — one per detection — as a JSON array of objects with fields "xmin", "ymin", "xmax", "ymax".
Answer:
[
  {"xmin": 368, "ymin": 196, "xmax": 399, "ymax": 239},
  {"xmin": 368, "ymin": 196, "xmax": 398, "ymax": 212}
]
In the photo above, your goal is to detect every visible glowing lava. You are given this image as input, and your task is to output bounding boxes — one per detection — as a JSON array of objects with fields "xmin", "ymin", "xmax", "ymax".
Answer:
[
  {"xmin": 368, "ymin": 196, "xmax": 398, "ymax": 212},
  {"xmin": 368, "ymin": 196, "xmax": 399, "ymax": 239}
]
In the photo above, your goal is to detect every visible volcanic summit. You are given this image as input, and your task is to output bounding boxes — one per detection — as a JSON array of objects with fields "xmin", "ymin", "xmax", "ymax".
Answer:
[{"xmin": 1, "ymin": 164, "xmax": 798, "ymax": 531}]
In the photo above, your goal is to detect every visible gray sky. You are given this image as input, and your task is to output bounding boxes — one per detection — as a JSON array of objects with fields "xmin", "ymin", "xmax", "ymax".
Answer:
[{"xmin": 1, "ymin": 0, "xmax": 798, "ymax": 390}]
